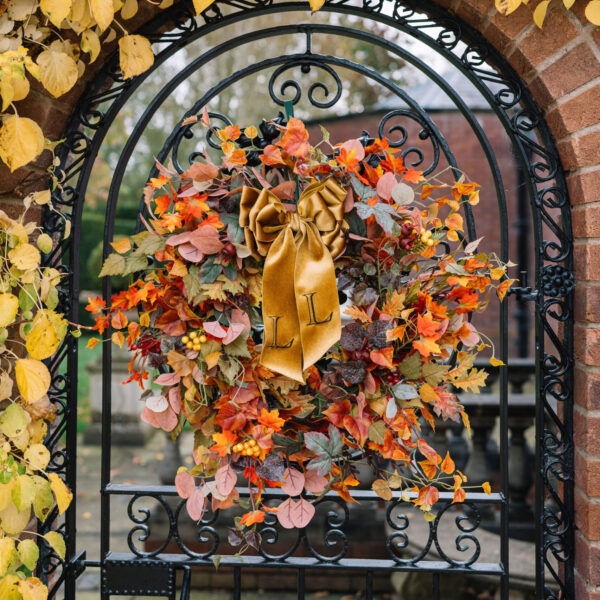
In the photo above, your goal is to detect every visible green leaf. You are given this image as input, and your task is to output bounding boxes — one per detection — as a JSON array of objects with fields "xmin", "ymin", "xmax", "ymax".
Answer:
[
  {"xmin": 183, "ymin": 271, "xmax": 203, "ymax": 304},
  {"xmin": 45, "ymin": 286, "xmax": 59, "ymax": 310},
  {"xmin": 368, "ymin": 420, "xmax": 386, "ymax": 445},
  {"xmin": 32, "ymin": 476, "xmax": 53, "ymax": 522},
  {"xmin": 170, "ymin": 412, "xmax": 186, "ymax": 444},
  {"xmin": 399, "ymin": 352, "xmax": 422, "ymax": 380},
  {"xmin": 200, "ymin": 258, "xmax": 220, "ymax": 283},
  {"xmin": 355, "ymin": 201, "xmax": 397, "ymax": 234},
  {"xmin": 319, "ymin": 125, "xmax": 330, "ymax": 143},
  {"xmin": 304, "ymin": 425, "xmax": 342, "ymax": 476},
  {"xmin": 133, "ymin": 232, "xmax": 165, "ymax": 256},
  {"xmin": 122, "ymin": 254, "xmax": 149, "ymax": 276},
  {"xmin": 0, "ymin": 404, "xmax": 28, "ymax": 438},
  {"xmin": 17, "ymin": 539, "xmax": 39, "ymax": 571},
  {"xmin": 99, "ymin": 253, "xmax": 126, "ymax": 277},
  {"xmin": 43, "ymin": 531, "xmax": 65, "ymax": 560},
  {"xmin": 224, "ymin": 334, "xmax": 251, "ymax": 358},
  {"xmin": 11, "ymin": 475, "xmax": 36, "ymax": 512},
  {"xmin": 421, "ymin": 362, "xmax": 450, "ymax": 386},
  {"xmin": 18, "ymin": 285, "xmax": 36, "ymax": 312}
]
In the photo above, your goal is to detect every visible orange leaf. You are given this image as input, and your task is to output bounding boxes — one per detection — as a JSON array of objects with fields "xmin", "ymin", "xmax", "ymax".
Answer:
[
  {"xmin": 210, "ymin": 430, "xmax": 237, "ymax": 457},
  {"xmin": 86, "ymin": 296, "xmax": 106, "ymax": 315},
  {"xmin": 440, "ymin": 452, "xmax": 455, "ymax": 474},
  {"xmin": 257, "ymin": 408, "xmax": 285, "ymax": 432},
  {"xmin": 111, "ymin": 331, "xmax": 124, "ymax": 347},
  {"xmin": 111, "ymin": 310, "xmax": 128, "ymax": 329},
  {"xmin": 482, "ymin": 481, "xmax": 491, "ymax": 495},
  {"xmin": 240, "ymin": 510, "xmax": 266, "ymax": 526},
  {"xmin": 279, "ymin": 117, "xmax": 310, "ymax": 158},
  {"xmin": 260, "ymin": 144, "xmax": 285, "ymax": 166},
  {"xmin": 415, "ymin": 484, "xmax": 439, "ymax": 507},
  {"xmin": 370, "ymin": 346, "xmax": 394, "ymax": 369},
  {"xmin": 412, "ymin": 336, "xmax": 440, "ymax": 358},
  {"xmin": 86, "ymin": 337, "xmax": 100, "ymax": 349},
  {"xmin": 417, "ymin": 438, "xmax": 441, "ymax": 465},
  {"xmin": 418, "ymin": 459, "xmax": 438, "ymax": 479},
  {"xmin": 496, "ymin": 279, "xmax": 514, "ymax": 302},
  {"xmin": 452, "ymin": 487, "xmax": 466, "ymax": 504}
]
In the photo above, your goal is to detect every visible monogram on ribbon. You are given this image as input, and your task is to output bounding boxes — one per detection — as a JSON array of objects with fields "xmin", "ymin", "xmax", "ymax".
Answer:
[{"xmin": 239, "ymin": 178, "xmax": 348, "ymax": 382}]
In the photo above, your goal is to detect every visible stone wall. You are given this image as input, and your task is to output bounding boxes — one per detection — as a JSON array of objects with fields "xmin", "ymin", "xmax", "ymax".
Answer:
[{"xmin": 2, "ymin": 2, "xmax": 599, "ymax": 597}]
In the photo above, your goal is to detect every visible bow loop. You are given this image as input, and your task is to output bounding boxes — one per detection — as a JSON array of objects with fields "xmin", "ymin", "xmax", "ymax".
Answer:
[{"xmin": 239, "ymin": 178, "xmax": 347, "ymax": 381}]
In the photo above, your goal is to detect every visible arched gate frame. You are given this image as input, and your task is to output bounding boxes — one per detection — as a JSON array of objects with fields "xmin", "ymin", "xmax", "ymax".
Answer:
[{"xmin": 42, "ymin": 0, "xmax": 574, "ymax": 598}]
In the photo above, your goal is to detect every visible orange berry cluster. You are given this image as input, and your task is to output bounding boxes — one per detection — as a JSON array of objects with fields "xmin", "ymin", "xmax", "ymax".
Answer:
[
  {"xmin": 233, "ymin": 438, "xmax": 260, "ymax": 457},
  {"xmin": 182, "ymin": 330, "xmax": 207, "ymax": 351}
]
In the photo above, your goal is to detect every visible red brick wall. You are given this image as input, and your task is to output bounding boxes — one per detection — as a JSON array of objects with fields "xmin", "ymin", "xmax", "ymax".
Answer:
[{"xmin": 1, "ymin": 2, "xmax": 598, "ymax": 596}]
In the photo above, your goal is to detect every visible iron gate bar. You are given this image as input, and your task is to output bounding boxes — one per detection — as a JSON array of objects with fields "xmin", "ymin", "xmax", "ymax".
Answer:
[{"xmin": 43, "ymin": 0, "xmax": 574, "ymax": 598}]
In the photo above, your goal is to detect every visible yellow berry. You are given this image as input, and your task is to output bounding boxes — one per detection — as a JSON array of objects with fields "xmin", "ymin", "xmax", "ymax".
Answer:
[
  {"xmin": 189, "ymin": 331, "xmax": 197, "ymax": 339},
  {"xmin": 182, "ymin": 336, "xmax": 189, "ymax": 344},
  {"xmin": 243, "ymin": 442, "xmax": 250, "ymax": 449},
  {"xmin": 186, "ymin": 342, "xmax": 193, "ymax": 349},
  {"xmin": 248, "ymin": 439, "xmax": 256, "ymax": 447},
  {"xmin": 427, "ymin": 240, "xmax": 434, "ymax": 246},
  {"xmin": 199, "ymin": 335, "xmax": 207, "ymax": 343},
  {"xmin": 193, "ymin": 344, "xmax": 201, "ymax": 350},
  {"xmin": 252, "ymin": 447, "xmax": 260, "ymax": 455}
]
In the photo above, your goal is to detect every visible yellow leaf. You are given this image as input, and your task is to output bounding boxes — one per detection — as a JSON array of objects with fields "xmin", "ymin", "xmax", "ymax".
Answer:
[
  {"xmin": 0, "ymin": 501, "xmax": 31, "ymax": 535},
  {"xmin": 482, "ymin": 481, "xmax": 491, "ymax": 495},
  {"xmin": 24, "ymin": 443, "xmax": 51, "ymax": 471},
  {"xmin": 90, "ymin": 0, "xmax": 114, "ymax": 30},
  {"xmin": 40, "ymin": 0, "xmax": 72, "ymax": 27},
  {"xmin": 18, "ymin": 577, "xmax": 48, "ymax": 600},
  {"xmin": 0, "ymin": 293, "xmax": 19, "ymax": 327},
  {"xmin": 48, "ymin": 473, "xmax": 72, "ymax": 515},
  {"xmin": 192, "ymin": 0, "xmax": 216, "ymax": 14},
  {"xmin": 0, "ymin": 115, "xmax": 45, "ymax": 172},
  {"xmin": 563, "ymin": 0, "xmax": 575, "ymax": 7},
  {"xmin": 418, "ymin": 382, "xmax": 439, "ymax": 404},
  {"xmin": 309, "ymin": 0, "xmax": 326, "ymax": 10},
  {"xmin": 205, "ymin": 351, "xmax": 221, "ymax": 370},
  {"xmin": 0, "ymin": 371, "xmax": 13, "ymax": 401},
  {"xmin": 585, "ymin": 0, "xmax": 600, "ymax": 23},
  {"xmin": 0, "ymin": 404, "xmax": 28, "ymax": 438},
  {"xmin": 110, "ymin": 237, "xmax": 131, "ymax": 254},
  {"xmin": 81, "ymin": 29, "xmax": 101, "ymax": 63},
  {"xmin": 489, "ymin": 356, "xmax": 505, "ymax": 367},
  {"xmin": 451, "ymin": 367, "xmax": 488, "ymax": 393},
  {"xmin": 26, "ymin": 310, "xmax": 67, "ymax": 360},
  {"xmin": 43, "ymin": 531, "xmax": 66, "ymax": 560},
  {"xmin": 119, "ymin": 34, "xmax": 154, "ymax": 79},
  {"xmin": 0, "ymin": 78, "xmax": 14, "ymax": 112},
  {"xmin": 15, "ymin": 358, "xmax": 51, "ymax": 404},
  {"xmin": 121, "ymin": 0, "xmax": 138, "ymax": 18},
  {"xmin": 0, "ymin": 480, "xmax": 15, "ymax": 511},
  {"xmin": 533, "ymin": 0, "xmax": 550, "ymax": 27},
  {"xmin": 37, "ymin": 48, "xmax": 78, "ymax": 98},
  {"xmin": 495, "ymin": 0, "xmax": 523, "ymax": 14},
  {"xmin": 8, "ymin": 243, "xmax": 40, "ymax": 271},
  {"xmin": 0, "ymin": 536, "xmax": 16, "ymax": 577},
  {"xmin": 0, "ymin": 574, "xmax": 20, "ymax": 600},
  {"xmin": 12, "ymin": 76, "xmax": 30, "ymax": 102}
]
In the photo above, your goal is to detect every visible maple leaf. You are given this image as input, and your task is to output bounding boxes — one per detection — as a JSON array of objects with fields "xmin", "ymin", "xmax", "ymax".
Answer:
[
  {"xmin": 431, "ymin": 389, "xmax": 462, "ymax": 422},
  {"xmin": 416, "ymin": 313, "xmax": 442, "ymax": 339},
  {"xmin": 279, "ymin": 117, "xmax": 310, "ymax": 158},
  {"xmin": 343, "ymin": 305, "xmax": 372, "ymax": 323},
  {"xmin": 322, "ymin": 399, "xmax": 351, "ymax": 426},
  {"xmin": 257, "ymin": 408, "xmax": 285, "ymax": 432},
  {"xmin": 451, "ymin": 368, "xmax": 488, "ymax": 393},
  {"xmin": 412, "ymin": 336, "xmax": 441, "ymax": 358},
  {"xmin": 154, "ymin": 194, "xmax": 171, "ymax": 216},
  {"xmin": 210, "ymin": 430, "xmax": 237, "ymax": 457},
  {"xmin": 240, "ymin": 510, "xmax": 266, "ymax": 526},
  {"xmin": 403, "ymin": 168, "xmax": 425, "ymax": 184},
  {"xmin": 86, "ymin": 296, "xmax": 106, "ymax": 314}
]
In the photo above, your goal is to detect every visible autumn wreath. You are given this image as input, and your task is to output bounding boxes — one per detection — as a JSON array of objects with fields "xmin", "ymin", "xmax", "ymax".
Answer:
[{"xmin": 88, "ymin": 114, "xmax": 511, "ymax": 541}]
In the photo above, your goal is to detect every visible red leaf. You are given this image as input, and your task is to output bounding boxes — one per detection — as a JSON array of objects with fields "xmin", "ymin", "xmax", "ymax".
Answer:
[
  {"xmin": 303, "ymin": 470, "xmax": 328, "ymax": 494},
  {"xmin": 154, "ymin": 372, "xmax": 181, "ymax": 386},
  {"xmin": 322, "ymin": 399, "xmax": 351, "ymax": 426},
  {"xmin": 215, "ymin": 403, "xmax": 247, "ymax": 431},
  {"xmin": 186, "ymin": 487, "xmax": 206, "ymax": 521},
  {"xmin": 277, "ymin": 497, "xmax": 296, "ymax": 529},
  {"xmin": 290, "ymin": 498, "xmax": 315, "ymax": 527},
  {"xmin": 415, "ymin": 484, "xmax": 439, "ymax": 507},
  {"xmin": 376, "ymin": 172, "xmax": 397, "ymax": 201},
  {"xmin": 175, "ymin": 471, "xmax": 195, "ymax": 499},
  {"xmin": 216, "ymin": 463, "xmax": 237, "ymax": 496},
  {"xmin": 281, "ymin": 468, "xmax": 305, "ymax": 497}
]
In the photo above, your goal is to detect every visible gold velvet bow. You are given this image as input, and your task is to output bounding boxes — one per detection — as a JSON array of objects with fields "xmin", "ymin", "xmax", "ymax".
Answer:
[{"xmin": 239, "ymin": 178, "xmax": 347, "ymax": 382}]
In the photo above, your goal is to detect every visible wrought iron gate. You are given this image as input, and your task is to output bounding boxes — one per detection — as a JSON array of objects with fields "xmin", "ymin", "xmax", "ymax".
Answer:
[{"xmin": 42, "ymin": 0, "xmax": 574, "ymax": 598}]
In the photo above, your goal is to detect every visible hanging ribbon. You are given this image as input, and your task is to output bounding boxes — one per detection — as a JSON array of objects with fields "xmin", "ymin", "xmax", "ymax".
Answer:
[{"xmin": 239, "ymin": 178, "xmax": 347, "ymax": 382}]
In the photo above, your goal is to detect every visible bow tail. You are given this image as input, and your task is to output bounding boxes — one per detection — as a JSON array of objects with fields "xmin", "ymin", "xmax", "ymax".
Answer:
[
  {"xmin": 295, "ymin": 222, "xmax": 341, "ymax": 371},
  {"xmin": 260, "ymin": 228, "xmax": 304, "ymax": 382}
]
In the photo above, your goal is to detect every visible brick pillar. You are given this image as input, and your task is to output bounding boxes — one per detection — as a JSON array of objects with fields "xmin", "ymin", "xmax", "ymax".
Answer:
[{"xmin": 0, "ymin": 1, "xmax": 598, "ymax": 597}]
